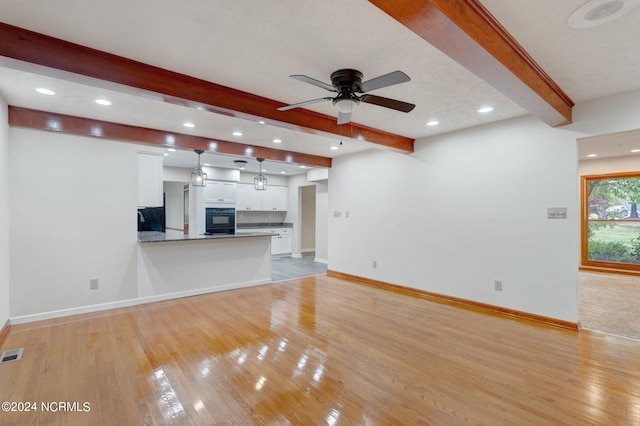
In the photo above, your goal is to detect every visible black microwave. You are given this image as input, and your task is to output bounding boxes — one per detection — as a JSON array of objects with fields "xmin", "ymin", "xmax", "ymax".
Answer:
[{"xmin": 205, "ymin": 207, "xmax": 236, "ymax": 234}]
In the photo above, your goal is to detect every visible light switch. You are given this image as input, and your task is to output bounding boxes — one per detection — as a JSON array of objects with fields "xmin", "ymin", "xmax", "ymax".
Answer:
[{"xmin": 547, "ymin": 207, "xmax": 567, "ymax": 219}]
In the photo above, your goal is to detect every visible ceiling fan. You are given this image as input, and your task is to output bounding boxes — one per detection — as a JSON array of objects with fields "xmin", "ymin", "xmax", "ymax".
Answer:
[{"xmin": 277, "ymin": 69, "xmax": 415, "ymax": 125}]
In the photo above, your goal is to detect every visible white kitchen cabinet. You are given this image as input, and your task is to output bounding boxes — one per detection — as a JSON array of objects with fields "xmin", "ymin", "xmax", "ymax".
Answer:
[
  {"xmin": 274, "ymin": 228, "xmax": 292, "ymax": 255},
  {"xmin": 236, "ymin": 183, "xmax": 288, "ymax": 211},
  {"xmin": 138, "ymin": 152, "xmax": 163, "ymax": 207},
  {"xmin": 269, "ymin": 228, "xmax": 292, "ymax": 255},
  {"xmin": 240, "ymin": 227, "xmax": 292, "ymax": 255},
  {"xmin": 236, "ymin": 183, "xmax": 262, "ymax": 210},
  {"xmin": 262, "ymin": 186, "xmax": 288, "ymax": 211},
  {"xmin": 204, "ymin": 181, "xmax": 236, "ymax": 204}
]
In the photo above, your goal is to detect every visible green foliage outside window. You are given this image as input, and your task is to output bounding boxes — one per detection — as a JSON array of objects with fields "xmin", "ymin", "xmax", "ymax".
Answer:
[{"xmin": 585, "ymin": 174, "xmax": 640, "ymax": 268}]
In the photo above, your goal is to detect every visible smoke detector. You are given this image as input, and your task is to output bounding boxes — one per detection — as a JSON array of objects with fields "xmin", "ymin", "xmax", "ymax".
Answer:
[{"xmin": 568, "ymin": 0, "xmax": 640, "ymax": 28}]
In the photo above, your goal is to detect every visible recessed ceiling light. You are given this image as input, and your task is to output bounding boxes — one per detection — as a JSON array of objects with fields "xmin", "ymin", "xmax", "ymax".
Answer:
[
  {"xmin": 280, "ymin": 171, "xmax": 286, "ymax": 174},
  {"xmin": 299, "ymin": 165, "xmax": 307, "ymax": 169},
  {"xmin": 95, "ymin": 99, "xmax": 111, "ymax": 106},
  {"xmin": 587, "ymin": 153, "xmax": 598, "ymax": 157},
  {"xmin": 478, "ymin": 107, "xmax": 494, "ymax": 113},
  {"xmin": 631, "ymin": 149, "xmax": 640, "ymax": 153},
  {"xmin": 167, "ymin": 148, "xmax": 176, "ymax": 152},
  {"xmin": 258, "ymin": 120, "xmax": 266, "ymax": 125},
  {"xmin": 426, "ymin": 120, "xmax": 439, "ymax": 126},
  {"xmin": 203, "ymin": 163, "xmax": 211, "ymax": 166},
  {"xmin": 163, "ymin": 153, "xmax": 169, "ymax": 156},
  {"xmin": 330, "ymin": 146, "xmax": 339, "ymax": 151},
  {"xmin": 232, "ymin": 131, "xmax": 243, "ymax": 137},
  {"xmin": 35, "ymin": 88, "xmax": 55, "ymax": 95},
  {"xmin": 273, "ymin": 138, "xmax": 282, "ymax": 144},
  {"xmin": 183, "ymin": 122, "xmax": 195, "ymax": 128}
]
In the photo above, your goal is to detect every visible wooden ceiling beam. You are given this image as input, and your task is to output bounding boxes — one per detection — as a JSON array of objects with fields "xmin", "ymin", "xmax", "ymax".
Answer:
[
  {"xmin": 8, "ymin": 106, "xmax": 332, "ymax": 168},
  {"xmin": 0, "ymin": 22, "xmax": 413, "ymax": 153},
  {"xmin": 369, "ymin": 0, "xmax": 574, "ymax": 127}
]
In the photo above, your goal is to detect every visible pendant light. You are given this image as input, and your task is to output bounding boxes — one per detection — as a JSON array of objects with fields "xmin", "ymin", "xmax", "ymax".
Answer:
[
  {"xmin": 254, "ymin": 158, "xmax": 267, "ymax": 190},
  {"xmin": 191, "ymin": 149, "xmax": 207, "ymax": 186}
]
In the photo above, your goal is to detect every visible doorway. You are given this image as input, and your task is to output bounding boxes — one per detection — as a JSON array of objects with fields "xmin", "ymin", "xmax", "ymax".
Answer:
[{"xmin": 577, "ymin": 132, "xmax": 640, "ymax": 340}]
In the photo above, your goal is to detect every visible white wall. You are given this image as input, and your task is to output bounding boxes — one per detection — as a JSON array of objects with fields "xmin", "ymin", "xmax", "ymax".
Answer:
[
  {"xmin": 9, "ymin": 128, "xmax": 142, "ymax": 317},
  {"xmin": 329, "ymin": 115, "xmax": 582, "ymax": 321},
  {"xmin": 0, "ymin": 96, "xmax": 9, "ymax": 328},
  {"xmin": 314, "ymin": 181, "xmax": 328, "ymax": 262},
  {"xmin": 579, "ymin": 156, "xmax": 640, "ymax": 176}
]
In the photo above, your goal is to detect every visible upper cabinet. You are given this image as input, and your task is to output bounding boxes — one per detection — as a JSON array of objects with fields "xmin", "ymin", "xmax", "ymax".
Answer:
[
  {"xmin": 138, "ymin": 152, "xmax": 163, "ymax": 207},
  {"xmin": 204, "ymin": 181, "xmax": 236, "ymax": 204},
  {"xmin": 262, "ymin": 185, "xmax": 288, "ymax": 211},
  {"xmin": 236, "ymin": 183, "xmax": 261, "ymax": 210},
  {"xmin": 236, "ymin": 184, "xmax": 288, "ymax": 211}
]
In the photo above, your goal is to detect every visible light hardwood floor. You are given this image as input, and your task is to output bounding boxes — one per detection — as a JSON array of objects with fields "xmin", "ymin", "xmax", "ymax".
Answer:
[{"xmin": 1, "ymin": 275, "xmax": 640, "ymax": 425}]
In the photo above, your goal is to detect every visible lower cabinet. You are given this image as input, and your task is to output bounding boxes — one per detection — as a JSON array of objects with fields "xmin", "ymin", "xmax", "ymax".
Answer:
[
  {"xmin": 241, "ymin": 228, "xmax": 292, "ymax": 255},
  {"xmin": 272, "ymin": 229, "xmax": 292, "ymax": 255}
]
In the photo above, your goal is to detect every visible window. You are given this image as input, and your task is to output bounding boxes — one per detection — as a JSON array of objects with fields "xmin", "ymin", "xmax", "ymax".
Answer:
[{"xmin": 581, "ymin": 172, "xmax": 640, "ymax": 273}]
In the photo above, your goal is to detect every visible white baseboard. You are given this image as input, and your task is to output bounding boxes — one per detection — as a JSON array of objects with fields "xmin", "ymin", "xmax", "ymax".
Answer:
[
  {"xmin": 301, "ymin": 248, "xmax": 315, "ymax": 253},
  {"xmin": 290, "ymin": 253, "xmax": 302, "ymax": 258},
  {"xmin": 314, "ymin": 257, "xmax": 328, "ymax": 264},
  {"xmin": 10, "ymin": 279, "xmax": 272, "ymax": 325}
]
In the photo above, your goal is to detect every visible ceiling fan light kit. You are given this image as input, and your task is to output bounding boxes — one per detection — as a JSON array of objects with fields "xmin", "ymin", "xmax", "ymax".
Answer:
[
  {"xmin": 278, "ymin": 68, "xmax": 415, "ymax": 124},
  {"xmin": 333, "ymin": 97, "xmax": 359, "ymax": 113}
]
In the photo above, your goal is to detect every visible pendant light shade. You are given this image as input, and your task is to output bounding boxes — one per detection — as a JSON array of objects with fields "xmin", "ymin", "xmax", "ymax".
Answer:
[
  {"xmin": 254, "ymin": 158, "xmax": 267, "ymax": 190},
  {"xmin": 191, "ymin": 149, "xmax": 207, "ymax": 186}
]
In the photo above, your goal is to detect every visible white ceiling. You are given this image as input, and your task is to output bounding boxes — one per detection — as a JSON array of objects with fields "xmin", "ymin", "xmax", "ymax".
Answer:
[{"xmin": 0, "ymin": 0, "xmax": 639, "ymax": 168}]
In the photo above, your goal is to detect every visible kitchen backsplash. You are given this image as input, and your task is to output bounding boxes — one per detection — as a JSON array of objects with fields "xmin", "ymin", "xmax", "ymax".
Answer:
[{"xmin": 236, "ymin": 210, "xmax": 286, "ymax": 224}]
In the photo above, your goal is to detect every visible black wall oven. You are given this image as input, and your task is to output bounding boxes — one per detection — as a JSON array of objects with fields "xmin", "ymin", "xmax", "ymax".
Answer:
[{"xmin": 205, "ymin": 207, "xmax": 236, "ymax": 235}]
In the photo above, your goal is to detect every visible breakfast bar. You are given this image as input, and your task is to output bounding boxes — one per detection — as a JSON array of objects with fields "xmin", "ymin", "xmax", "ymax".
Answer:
[{"xmin": 137, "ymin": 231, "xmax": 273, "ymax": 301}]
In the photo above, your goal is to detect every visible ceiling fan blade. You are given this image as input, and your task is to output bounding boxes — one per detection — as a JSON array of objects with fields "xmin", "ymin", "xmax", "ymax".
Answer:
[
  {"xmin": 337, "ymin": 111, "xmax": 351, "ymax": 125},
  {"xmin": 360, "ymin": 94, "xmax": 415, "ymax": 113},
  {"xmin": 290, "ymin": 75, "xmax": 337, "ymax": 92},
  {"xmin": 277, "ymin": 97, "xmax": 333, "ymax": 111},
  {"xmin": 359, "ymin": 71, "xmax": 410, "ymax": 93}
]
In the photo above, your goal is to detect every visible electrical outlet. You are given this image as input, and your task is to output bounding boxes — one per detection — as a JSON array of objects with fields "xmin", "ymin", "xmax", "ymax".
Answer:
[
  {"xmin": 494, "ymin": 280, "xmax": 502, "ymax": 291},
  {"xmin": 372, "ymin": 261, "xmax": 377, "ymax": 269},
  {"xmin": 345, "ymin": 210, "xmax": 350, "ymax": 218},
  {"xmin": 90, "ymin": 279, "xmax": 99, "ymax": 290}
]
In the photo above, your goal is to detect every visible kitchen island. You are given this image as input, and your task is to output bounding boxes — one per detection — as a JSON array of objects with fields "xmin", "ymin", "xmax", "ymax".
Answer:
[{"xmin": 137, "ymin": 231, "xmax": 273, "ymax": 302}]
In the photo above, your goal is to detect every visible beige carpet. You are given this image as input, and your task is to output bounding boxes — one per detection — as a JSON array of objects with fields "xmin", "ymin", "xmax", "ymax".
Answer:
[{"xmin": 579, "ymin": 271, "xmax": 640, "ymax": 340}]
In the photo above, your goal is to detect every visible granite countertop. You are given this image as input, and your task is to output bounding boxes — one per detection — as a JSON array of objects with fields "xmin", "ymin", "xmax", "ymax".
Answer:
[
  {"xmin": 236, "ymin": 222, "xmax": 293, "ymax": 229},
  {"xmin": 138, "ymin": 231, "xmax": 273, "ymax": 243}
]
